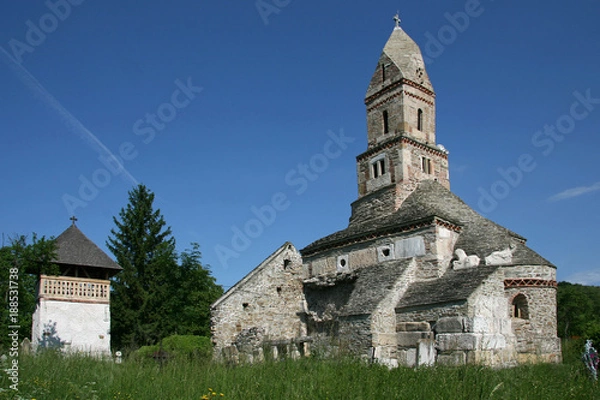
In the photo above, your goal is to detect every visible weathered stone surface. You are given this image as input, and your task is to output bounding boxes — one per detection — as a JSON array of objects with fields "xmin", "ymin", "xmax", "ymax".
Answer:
[
  {"xmin": 437, "ymin": 351, "xmax": 466, "ymax": 366},
  {"xmin": 398, "ymin": 348, "xmax": 417, "ymax": 367},
  {"xmin": 480, "ymin": 334, "xmax": 506, "ymax": 350},
  {"xmin": 436, "ymin": 317, "xmax": 464, "ymax": 333},
  {"xmin": 452, "ymin": 249, "xmax": 480, "ymax": 269},
  {"xmin": 234, "ymin": 327, "xmax": 264, "ymax": 354},
  {"xmin": 397, "ymin": 321, "xmax": 430, "ymax": 332},
  {"xmin": 397, "ymin": 331, "xmax": 433, "ymax": 347},
  {"xmin": 485, "ymin": 245, "xmax": 516, "ymax": 266},
  {"xmin": 417, "ymin": 339, "xmax": 436, "ymax": 366},
  {"xmin": 436, "ymin": 333, "xmax": 480, "ymax": 352},
  {"xmin": 395, "ymin": 237, "xmax": 426, "ymax": 259},
  {"xmin": 211, "ymin": 243, "xmax": 304, "ymax": 360}
]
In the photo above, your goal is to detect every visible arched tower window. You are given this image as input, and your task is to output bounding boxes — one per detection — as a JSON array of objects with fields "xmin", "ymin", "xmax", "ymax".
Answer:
[
  {"xmin": 417, "ymin": 108, "xmax": 423, "ymax": 131},
  {"xmin": 382, "ymin": 110, "xmax": 389, "ymax": 134},
  {"xmin": 511, "ymin": 294, "xmax": 529, "ymax": 319},
  {"xmin": 372, "ymin": 158, "xmax": 386, "ymax": 178}
]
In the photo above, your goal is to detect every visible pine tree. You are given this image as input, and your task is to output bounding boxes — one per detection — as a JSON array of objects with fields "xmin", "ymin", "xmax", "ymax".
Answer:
[
  {"xmin": 107, "ymin": 184, "xmax": 223, "ymax": 350},
  {"xmin": 107, "ymin": 184, "xmax": 178, "ymax": 349}
]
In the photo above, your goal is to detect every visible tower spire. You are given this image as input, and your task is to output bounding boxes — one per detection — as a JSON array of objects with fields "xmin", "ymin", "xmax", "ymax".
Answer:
[{"xmin": 350, "ymin": 21, "xmax": 449, "ymax": 224}]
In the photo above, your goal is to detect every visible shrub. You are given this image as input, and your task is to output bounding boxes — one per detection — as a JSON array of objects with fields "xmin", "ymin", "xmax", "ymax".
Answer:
[{"xmin": 135, "ymin": 335, "xmax": 213, "ymax": 361}]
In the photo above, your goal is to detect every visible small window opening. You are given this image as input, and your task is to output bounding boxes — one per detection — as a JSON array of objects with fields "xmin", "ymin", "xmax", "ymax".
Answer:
[
  {"xmin": 421, "ymin": 157, "xmax": 432, "ymax": 174},
  {"xmin": 381, "ymin": 63, "xmax": 386, "ymax": 82},
  {"xmin": 372, "ymin": 159, "xmax": 386, "ymax": 178},
  {"xmin": 277, "ymin": 287, "xmax": 282, "ymax": 295},
  {"xmin": 283, "ymin": 259, "xmax": 291, "ymax": 269},
  {"xmin": 337, "ymin": 255, "xmax": 349, "ymax": 271},
  {"xmin": 382, "ymin": 248, "xmax": 391, "ymax": 257},
  {"xmin": 417, "ymin": 108, "xmax": 424, "ymax": 131},
  {"xmin": 511, "ymin": 294, "xmax": 529, "ymax": 319},
  {"xmin": 242, "ymin": 302, "xmax": 249, "ymax": 309},
  {"xmin": 383, "ymin": 110, "xmax": 389, "ymax": 134}
]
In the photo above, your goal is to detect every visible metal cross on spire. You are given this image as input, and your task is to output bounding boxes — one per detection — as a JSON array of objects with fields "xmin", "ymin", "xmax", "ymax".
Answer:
[
  {"xmin": 393, "ymin": 12, "xmax": 401, "ymax": 28},
  {"xmin": 70, "ymin": 215, "xmax": 78, "ymax": 226}
]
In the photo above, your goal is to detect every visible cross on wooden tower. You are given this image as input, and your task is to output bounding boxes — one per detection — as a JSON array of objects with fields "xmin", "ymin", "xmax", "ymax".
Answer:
[{"xmin": 70, "ymin": 216, "xmax": 78, "ymax": 226}]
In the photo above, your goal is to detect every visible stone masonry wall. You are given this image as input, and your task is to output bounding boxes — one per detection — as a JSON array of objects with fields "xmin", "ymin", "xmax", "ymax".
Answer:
[
  {"xmin": 211, "ymin": 244, "xmax": 305, "ymax": 357},
  {"xmin": 393, "ymin": 145, "xmax": 449, "ymax": 208},
  {"xmin": 365, "ymin": 55, "xmax": 436, "ymax": 147},
  {"xmin": 370, "ymin": 258, "xmax": 418, "ymax": 366},
  {"xmin": 503, "ymin": 265, "xmax": 561, "ymax": 363},
  {"xmin": 352, "ymin": 142, "xmax": 449, "ymax": 224},
  {"xmin": 303, "ymin": 227, "xmax": 439, "ymax": 280}
]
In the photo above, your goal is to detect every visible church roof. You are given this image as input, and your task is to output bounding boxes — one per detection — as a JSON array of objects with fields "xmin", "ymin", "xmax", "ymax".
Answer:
[
  {"xmin": 340, "ymin": 258, "xmax": 414, "ymax": 316},
  {"xmin": 395, "ymin": 265, "xmax": 499, "ymax": 310},
  {"xmin": 301, "ymin": 180, "xmax": 552, "ymax": 267},
  {"xmin": 54, "ymin": 224, "xmax": 122, "ymax": 271}
]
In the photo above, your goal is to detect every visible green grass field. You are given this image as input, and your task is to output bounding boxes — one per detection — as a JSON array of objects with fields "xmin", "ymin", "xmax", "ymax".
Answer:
[{"xmin": 1, "ymin": 346, "xmax": 599, "ymax": 400}]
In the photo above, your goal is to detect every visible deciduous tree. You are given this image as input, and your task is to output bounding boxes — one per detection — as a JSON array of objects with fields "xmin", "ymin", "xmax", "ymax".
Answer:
[{"xmin": 0, "ymin": 234, "xmax": 57, "ymax": 350}]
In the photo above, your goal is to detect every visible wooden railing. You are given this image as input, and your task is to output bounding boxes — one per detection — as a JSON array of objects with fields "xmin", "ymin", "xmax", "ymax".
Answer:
[{"xmin": 38, "ymin": 275, "xmax": 110, "ymax": 303}]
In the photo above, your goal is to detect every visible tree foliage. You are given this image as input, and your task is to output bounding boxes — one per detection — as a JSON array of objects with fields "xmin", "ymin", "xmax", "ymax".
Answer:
[
  {"xmin": 108, "ymin": 184, "xmax": 223, "ymax": 350},
  {"xmin": 557, "ymin": 281, "xmax": 600, "ymax": 342},
  {"xmin": 0, "ymin": 234, "xmax": 57, "ymax": 350}
]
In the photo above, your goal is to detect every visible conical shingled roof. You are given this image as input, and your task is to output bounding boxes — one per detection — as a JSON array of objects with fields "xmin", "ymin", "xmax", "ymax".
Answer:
[
  {"xmin": 54, "ymin": 224, "xmax": 122, "ymax": 272},
  {"xmin": 301, "ymin": 180, "xmax": 552, "ymax": 267}
]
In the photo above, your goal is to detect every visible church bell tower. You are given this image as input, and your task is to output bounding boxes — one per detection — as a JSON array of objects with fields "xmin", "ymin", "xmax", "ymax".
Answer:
[{"xmin": 350, "ymin": 15, "xmax": 450, "ymax": 225}]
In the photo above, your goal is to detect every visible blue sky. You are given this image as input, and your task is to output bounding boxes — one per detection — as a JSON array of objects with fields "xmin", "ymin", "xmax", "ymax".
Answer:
[{"xmin": 1, "ymin": 0, "xmax": 599, "ymax": 289}]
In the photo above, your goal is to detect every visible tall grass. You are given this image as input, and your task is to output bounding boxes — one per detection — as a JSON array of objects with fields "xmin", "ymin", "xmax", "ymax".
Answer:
[{"xmin": 0, "ymin": 350, "xmax": 598, "ymax": 400}]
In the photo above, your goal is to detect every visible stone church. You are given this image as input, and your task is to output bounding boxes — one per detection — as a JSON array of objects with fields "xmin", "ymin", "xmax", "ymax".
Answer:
[{"xmin": 211, "ymin": 19, "xmax": 561, "ymax": 367}]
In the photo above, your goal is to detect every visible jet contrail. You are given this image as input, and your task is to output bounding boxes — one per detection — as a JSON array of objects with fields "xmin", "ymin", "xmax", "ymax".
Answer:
[{"xmin": 0, "ymin": 47, "xmax": 138, "ymax": 186}]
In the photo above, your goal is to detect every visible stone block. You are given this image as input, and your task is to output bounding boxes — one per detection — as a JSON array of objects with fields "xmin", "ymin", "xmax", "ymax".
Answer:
[
  {"xmin": 397, "ymin": 331, "xmax": 433, "ymax": 347},
  {"xmin": 471, "ymin": 317, "xmax": 489, "ymax": 333},
  {"xmin": 397, "ymin": 321, "xmax": 431, "ymax": 332},
  {"xmin": 480, "ymin": 334, "xmax": 506, "ymax": 350},
  {"xmin": 436, "ymin": 317, "xmax": 464, "ymax": 333},
  {"xmin": 539, "ymin": 337, "xmax": 561, "ymax": 354},
  {"xmin": 417, "ymin": 339, "xmax": 436, "ymax": 366},
  {"xmin": 462, "ymin": 317, "xmax": 474, "ymax": 333},
  {"xmin": 398, "ymin": 348, "xmax": 417, "ymax": 367},
  {"xmin": 436, "ymin": 333, "xmax": 480, "ymax": 352},
  {"xmin": 437, "ymin": 351, "xmax": 466, "ymax": 366},
  {"xmin": 395, "ymin": 237, "xmax": 426, "ymax": 259}
]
